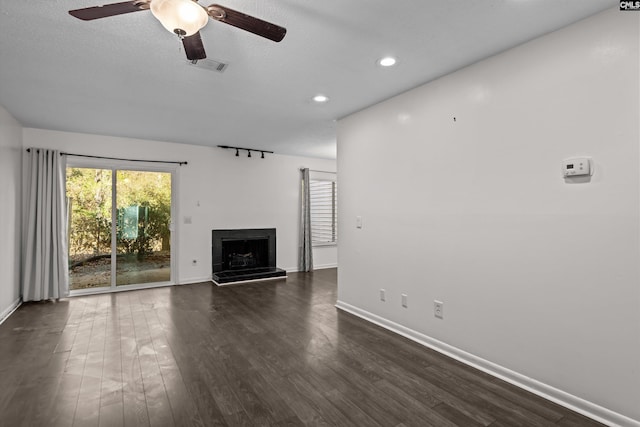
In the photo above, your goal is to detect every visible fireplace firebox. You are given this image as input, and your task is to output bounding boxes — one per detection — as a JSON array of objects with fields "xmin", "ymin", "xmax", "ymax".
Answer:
[{"xmin": 211, "ymin": 228, "xmax": 286, "ymax": 285}]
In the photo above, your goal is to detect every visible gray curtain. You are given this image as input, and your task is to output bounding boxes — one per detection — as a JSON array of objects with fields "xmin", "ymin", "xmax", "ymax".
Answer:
[
  {"xmin": 299, "ymin": 168, "xmax": 313, "ymax": 272},
  {"xmin": 22, "ymin": 148, "xmax": 69, "ymax": 301}
]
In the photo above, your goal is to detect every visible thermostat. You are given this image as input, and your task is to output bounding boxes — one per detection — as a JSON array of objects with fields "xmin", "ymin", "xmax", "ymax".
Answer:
[{"xmin": 562, "ymin": 157, "xmax": 592, "ymax": 178}]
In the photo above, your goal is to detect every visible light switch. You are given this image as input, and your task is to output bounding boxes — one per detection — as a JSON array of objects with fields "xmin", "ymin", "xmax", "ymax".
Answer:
[{"xmin": 356, "ymin": 216, "xmax": 363, "ymax": 229}]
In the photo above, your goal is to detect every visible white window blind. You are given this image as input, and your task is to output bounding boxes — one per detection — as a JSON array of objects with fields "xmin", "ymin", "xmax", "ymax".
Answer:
[{"xmin": 310, "ymin": 179, "xmax": 337, "ymax": 246}]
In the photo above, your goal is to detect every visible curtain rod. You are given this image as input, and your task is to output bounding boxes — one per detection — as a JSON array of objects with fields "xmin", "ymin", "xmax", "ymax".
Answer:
[
  {"xmin": 301, "ymin": 168, "xmax": 336, "ymax": 174},
  {"xmin": 26, "ymin": 149, "xmax": 187, "ymax": 166}
]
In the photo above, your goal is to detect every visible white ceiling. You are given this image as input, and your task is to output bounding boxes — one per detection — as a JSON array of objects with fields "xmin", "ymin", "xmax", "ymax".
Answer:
[{"xmin": 0, "ymin": 0, "xmax": 616, "ymax": 159}]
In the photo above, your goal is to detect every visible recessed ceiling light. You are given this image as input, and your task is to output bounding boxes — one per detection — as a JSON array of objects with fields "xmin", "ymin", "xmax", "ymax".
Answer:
[
  {"xmin": 313, "ymin": 94, "xmax": 329, "ymax": 103},
  {"xmin": 378, "ymin": 56, "xmax": 397, "ymax": 67}
]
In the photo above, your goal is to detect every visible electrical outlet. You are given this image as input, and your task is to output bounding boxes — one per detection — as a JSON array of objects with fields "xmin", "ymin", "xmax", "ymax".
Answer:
[
  {"xmin": 434, "ymin": 300, "xmax": 444, "ymax": 319},
  {"xmin": 380, "ymin": 289, "xmax": 386, "ymax": 302},
  {"xmin": 401, "ymin": 293, "xmax": 408, "ymax": 308}
]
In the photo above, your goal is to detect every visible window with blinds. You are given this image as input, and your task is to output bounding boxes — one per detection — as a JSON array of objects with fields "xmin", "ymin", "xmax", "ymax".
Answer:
[{"xmin": 310, "ymin": 179, "xmax": 337, "ymax": 246}]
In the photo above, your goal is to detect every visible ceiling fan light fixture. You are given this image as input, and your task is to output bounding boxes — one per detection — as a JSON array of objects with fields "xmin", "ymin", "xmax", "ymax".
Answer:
[{"xmin": 151, "ymin": 0, "xmax": 208, "ymax": 37}]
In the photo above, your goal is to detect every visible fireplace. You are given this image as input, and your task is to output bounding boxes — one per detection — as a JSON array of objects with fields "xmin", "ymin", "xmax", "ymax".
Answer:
[{"xmin": 211, "ymin": 228, "xmax": 287, "ymax": 284}]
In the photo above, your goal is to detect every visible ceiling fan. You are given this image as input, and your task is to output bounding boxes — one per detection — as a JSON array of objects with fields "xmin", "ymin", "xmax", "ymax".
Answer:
[{"xmin": 68, "ymin": 0, "xmax": 286, "ymax": 61}]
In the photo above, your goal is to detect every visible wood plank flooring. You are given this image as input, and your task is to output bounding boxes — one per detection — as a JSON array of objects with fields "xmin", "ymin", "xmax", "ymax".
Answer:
[{"xmin": 0, "ymin": 269, "xmax": 605, "ymax": 426}]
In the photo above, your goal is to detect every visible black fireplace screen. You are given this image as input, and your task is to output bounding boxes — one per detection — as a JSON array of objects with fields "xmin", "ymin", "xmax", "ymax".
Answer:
[
  {"xmin": 212, "ymin": 228, "xmax": 278, "ymax": 275},
  {"xmin": 221, "ymin": 238, "xmax": 269, "ymax": 271}
]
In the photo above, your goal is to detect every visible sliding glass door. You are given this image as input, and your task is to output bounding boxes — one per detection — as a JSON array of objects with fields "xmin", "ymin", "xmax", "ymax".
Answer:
[
  {"xmin": 67, "ymin": 164, "xmax": 174, "ymax": 293},
  {"xmin": 67, "ymin": 167, "xmax": 113, "ymax": 291},
  {"xmin": 115, "ymin": 170, "xmax": 172, "ymax": 286}
]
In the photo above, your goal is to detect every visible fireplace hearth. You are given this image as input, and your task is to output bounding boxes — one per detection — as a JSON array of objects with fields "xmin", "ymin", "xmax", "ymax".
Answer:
[{"xmin": 211, "ymin": 228, "xmax": 286, "ymax": 285}]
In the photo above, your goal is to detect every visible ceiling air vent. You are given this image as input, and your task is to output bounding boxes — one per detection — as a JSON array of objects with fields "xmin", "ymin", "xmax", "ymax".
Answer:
[{"xmin": 186, "ymin": 58, "xmax": 228, "ymax": 73}]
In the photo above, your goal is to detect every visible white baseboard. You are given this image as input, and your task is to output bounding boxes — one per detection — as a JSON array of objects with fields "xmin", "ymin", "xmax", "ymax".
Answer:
[
  {"xmin": 335, "ymin": 300, "xmax": 640, "ymax": 427},
  {"xmin": 313, "ymin": 263, "xmax": 338, "ymax": 270},
  {"xmin": 285, "ymin": 264, "xmax": 337, "ymax": 273},
  {"xmin": 178, "ymin": 276, "xmax": 213, "ymax": 285},
  {"xmin": 0, "ymin": 298, "xmax": 22, "ymax": 325}
]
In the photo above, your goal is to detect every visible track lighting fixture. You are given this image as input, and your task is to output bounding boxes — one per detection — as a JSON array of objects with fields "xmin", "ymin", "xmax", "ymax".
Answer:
[{"xmin": 217, "ymin": 145, "xmax": 274, "ymax": 159}]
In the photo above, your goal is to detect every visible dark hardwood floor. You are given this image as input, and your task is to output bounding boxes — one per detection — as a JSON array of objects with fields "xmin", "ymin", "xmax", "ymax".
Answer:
[{"xmin": 0, "ymin": 269, "xmax": 604, "ymax": 426}]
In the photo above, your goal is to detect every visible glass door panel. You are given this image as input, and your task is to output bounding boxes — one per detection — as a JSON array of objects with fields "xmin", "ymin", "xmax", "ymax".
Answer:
[
  {"xmin": 67, "ymin": 167, "xmax": 113, "ymax": 291},
  {"xmin": 115, "ymin": 170, "xmax": 172, "ymax": 286}
]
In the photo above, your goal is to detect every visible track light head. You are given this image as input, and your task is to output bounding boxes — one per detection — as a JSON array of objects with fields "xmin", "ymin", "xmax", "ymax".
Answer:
[{"xmin": 218, "ymin": 145, "xmax": 273, "ymax": 158}]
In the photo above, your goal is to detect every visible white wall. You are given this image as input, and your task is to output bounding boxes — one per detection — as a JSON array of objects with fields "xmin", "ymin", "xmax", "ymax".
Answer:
[
  {"xmin": 23, "ymin": 129, "xmax": 336, "ymax": 284},
  {"xmin": 337, "ymin": 8, "xmax": 639, "ymax": 426},
  {"xmin": 313, "ymin": 245, "xmax": 338, "ymax": 270},
  {"xmin": 0, "ymin": 105, "xmax": 23, "ymax": 321}
]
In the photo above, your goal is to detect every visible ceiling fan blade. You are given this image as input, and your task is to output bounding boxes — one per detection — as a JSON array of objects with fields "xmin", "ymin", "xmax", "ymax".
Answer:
[
  {"xmin": 69, "ymin": 1, "xmax": 149, "ymax": 21},
  {"xmin": 207, "ymin": 4, "xmax": 286, "ymax": 42},
  {"xmin": 182, "ymin": 32, "xmax": 207, "ymax": 61}
]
